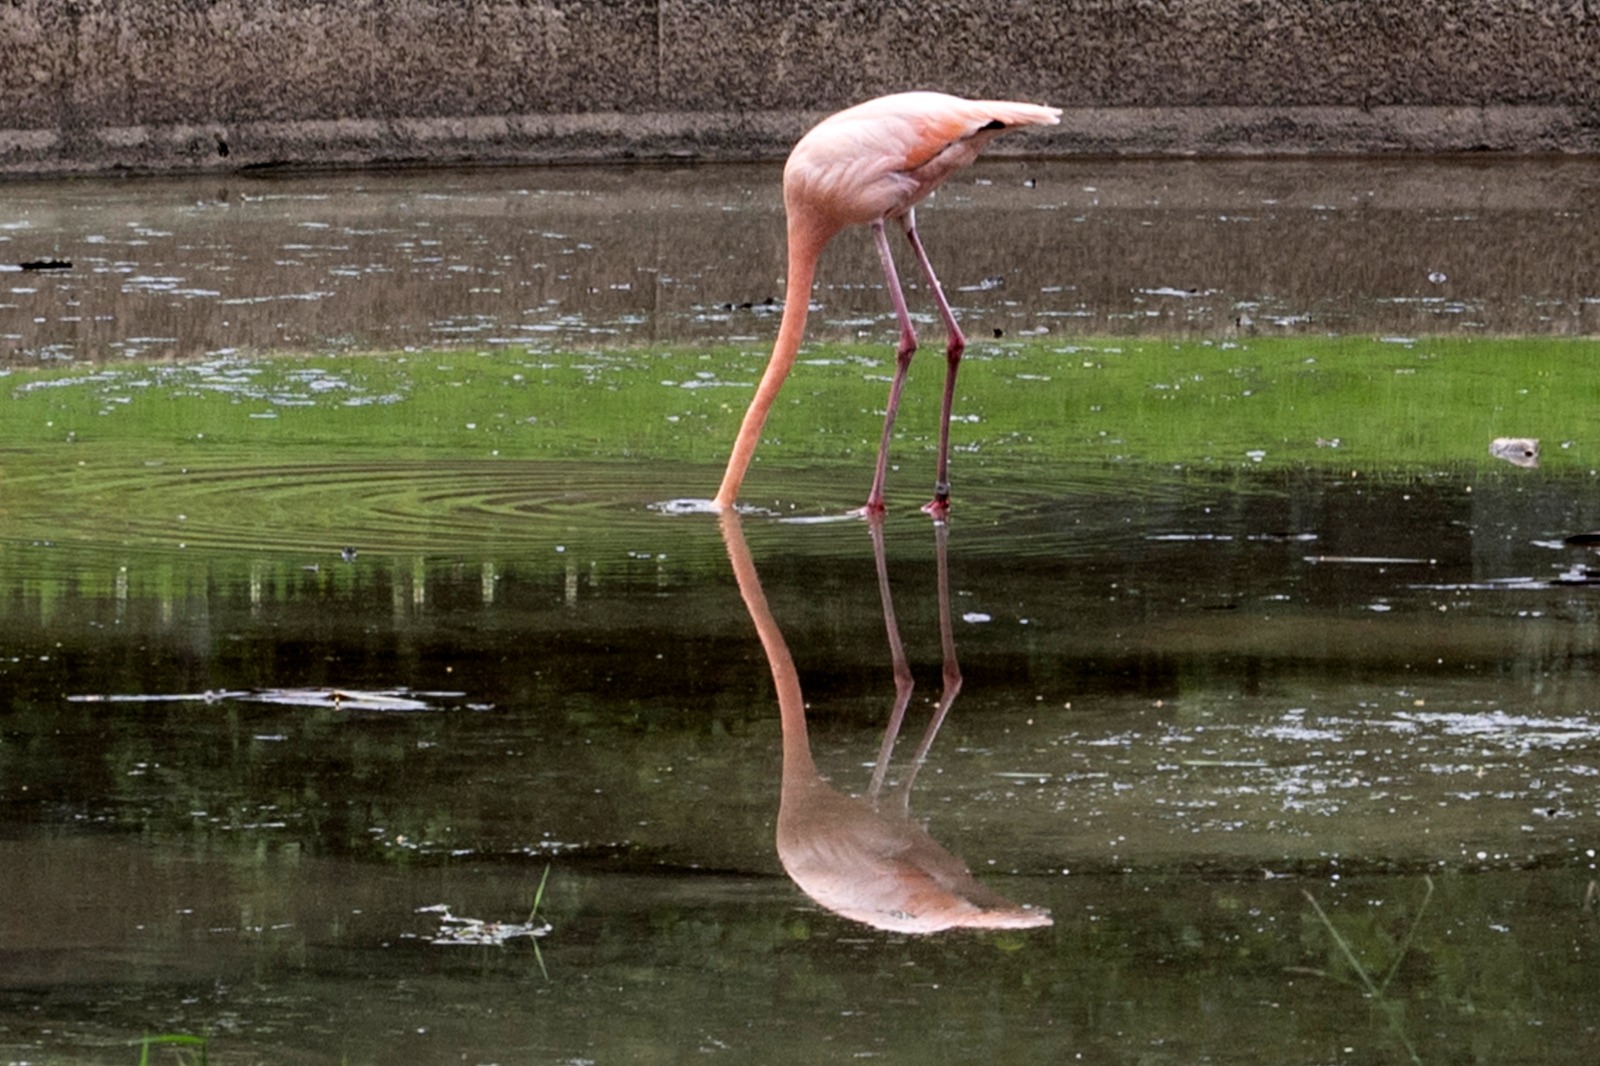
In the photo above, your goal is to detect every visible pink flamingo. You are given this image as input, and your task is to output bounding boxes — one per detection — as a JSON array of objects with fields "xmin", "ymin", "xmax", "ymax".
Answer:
[
  {"xmin": 720, "ymin": 509, "xmax": 1052, "ymax": 933},
  {"xmin": 713, "ymin": 91, "xmax": 1060, "ymax": 517}
]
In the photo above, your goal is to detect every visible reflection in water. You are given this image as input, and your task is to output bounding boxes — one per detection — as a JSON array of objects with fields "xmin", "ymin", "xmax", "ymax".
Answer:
[
  {"xmin": 723, "ymin": 512, "xmax": 1051, "ymax": 933},
  {"xmin": 4, "ymin": 158, "xmax": 1599, "ymax": 364},
  {"xmin": 4, "ymin": 459, "xmax": 1600, "ymax": 1060}
]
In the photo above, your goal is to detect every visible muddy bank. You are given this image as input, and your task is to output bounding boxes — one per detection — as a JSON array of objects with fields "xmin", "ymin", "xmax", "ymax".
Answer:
[{"xmin": 3, "ymin": 1, "xmax": 1599, "ymax": 176}]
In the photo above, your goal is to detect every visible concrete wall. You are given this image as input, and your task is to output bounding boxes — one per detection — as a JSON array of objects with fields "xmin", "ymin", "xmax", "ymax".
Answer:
[{"xmin": 3, "ymin": 1, "xmax": 1598, "ymax": 176}]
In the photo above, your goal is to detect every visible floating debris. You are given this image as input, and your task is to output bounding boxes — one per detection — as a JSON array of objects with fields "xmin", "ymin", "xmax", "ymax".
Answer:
[
  {"xmin": 406, "ymin": 903, "xmax": 551, "ymax": 947},
  {"xmin": 957, "ymin": 275, "xmax": 1005, "ymax": 292},
  {"xmin": 650, "ymin": 497, "xmax": 724, "ymax": 516},
  {"xmin": 67, "ymin": 687, "xmax": 485, "ymax": 713},
  {"xmin": 1489, "ymin": 437, "xmax": 1539, "ymax": 468},
  {"xmin": 1411, "ymin": 577, "xmax": 1556, "ymax": 591},
  {"xmin": 67, "ymin": 690, "xmax": 248, "ymax": 704},
  {"xmin": 1306, "ymin": 555, "xmax": 1436, "ymax": 566},
  {"xmin": 242, "ymin": 688, "xmax": 454, "ymax": 712}
]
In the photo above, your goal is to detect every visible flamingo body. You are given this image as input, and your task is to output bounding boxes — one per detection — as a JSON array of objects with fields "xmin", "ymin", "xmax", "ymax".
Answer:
[
  {"xmin": 784, "ymin": 92, "xmax": 1058, "ymax": 231},
  {"xmin": 721, "ymin": 511, "xmax": 1052, "ymax": 934},
  {"xmin": 777, "ymin": 777, "xmax": 1054, "ymax": 933},
  {"xmin": 714, "ymin": 92, "xmax": 1060, "ymax": 515}
]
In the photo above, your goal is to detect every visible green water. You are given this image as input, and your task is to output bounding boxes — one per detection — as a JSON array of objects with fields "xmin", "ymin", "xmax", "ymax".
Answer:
[{"xmin": 0, "ymin": 334, "xmax": 1588, "ymax": 537}]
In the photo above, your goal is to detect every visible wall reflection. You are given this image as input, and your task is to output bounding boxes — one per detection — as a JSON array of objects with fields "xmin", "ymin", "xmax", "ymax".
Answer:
[{"xmin": 722, "ymin": 511, "xmax": 1051, "ymax": 933}]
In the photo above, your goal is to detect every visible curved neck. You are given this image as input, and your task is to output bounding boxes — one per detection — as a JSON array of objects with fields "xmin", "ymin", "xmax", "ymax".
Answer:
[
  {"xmin": 714, "ymin": 218, "xmax": 832, "ymax": 508},
  {"xmin": 719, "ymin": 513, "xmax": 816, "ymax": 782}
]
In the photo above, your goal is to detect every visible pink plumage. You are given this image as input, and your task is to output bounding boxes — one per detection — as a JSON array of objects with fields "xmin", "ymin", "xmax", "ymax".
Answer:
[{"xmin": 715, "ymin": 91, "xmax": 1060, "ymax": 516}]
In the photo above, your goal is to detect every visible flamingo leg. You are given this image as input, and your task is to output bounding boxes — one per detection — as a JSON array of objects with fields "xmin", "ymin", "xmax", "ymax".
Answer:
[
  {"xmin": 897, "ymin": 210, "xmax": 964, "ymax": 520},
  {"xmin": 865, "ymin": 510, "xmax": 914, "ymax": 803},
  {"xmin": 892, "ymin": 517, "xmax": 962, "ymax": 816},
  {"xmin": 865, "ymin": 219, "xmax": 919, "ymax": 514}
]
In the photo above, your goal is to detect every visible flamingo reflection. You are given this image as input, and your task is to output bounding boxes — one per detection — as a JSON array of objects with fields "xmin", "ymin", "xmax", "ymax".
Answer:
[{"xmin": 721, "ymin": 513, "xmax": 1051, "ymax": 933}]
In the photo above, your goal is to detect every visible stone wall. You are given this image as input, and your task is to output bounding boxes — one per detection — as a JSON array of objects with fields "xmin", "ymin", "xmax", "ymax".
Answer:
[{"xmin": 3, "ymin": 0, "xmax": 1598, "ymax": 176}]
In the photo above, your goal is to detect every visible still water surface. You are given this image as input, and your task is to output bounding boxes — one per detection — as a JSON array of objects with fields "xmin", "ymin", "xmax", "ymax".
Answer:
[
  {"xmin": 3, "ymin": 160, "xmax": 1600, "ymax": 1063},
  {"xmin": 4, "ymin": 157, "xmax": 1599, "ymax": 364}
]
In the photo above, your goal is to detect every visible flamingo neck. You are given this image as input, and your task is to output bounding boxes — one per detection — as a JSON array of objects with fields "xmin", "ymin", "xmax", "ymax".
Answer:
[
  {"xmin": 714, "ymin": 220, "xmax": 831, "ymax": 508},
  {"xmin": 748, "ymin": 568, "xmax": 815, "ymax": 784},
  {"xmin": 720, "ymin": 515, "xmax": 818, "ymax": 781}
]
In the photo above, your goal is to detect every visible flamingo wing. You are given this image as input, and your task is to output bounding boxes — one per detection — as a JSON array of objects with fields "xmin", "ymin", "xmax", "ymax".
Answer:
[
  {"xmin": 889, "ymin": 93, "xmax": 1063, "ymax": 172},
  {"xmin": 785, "ymin": 92, "xmax": 1061, "ymax": 227}
]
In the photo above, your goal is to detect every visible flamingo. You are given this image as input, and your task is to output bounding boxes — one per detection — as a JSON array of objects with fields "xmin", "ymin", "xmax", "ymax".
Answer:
[
  {"xmin": 713, "ymin": 91, "xmax": 1061, "ymax": 518},
  {"xmin": 720, "ymin": 510, "xmax": 1052, "ymax": 933}
]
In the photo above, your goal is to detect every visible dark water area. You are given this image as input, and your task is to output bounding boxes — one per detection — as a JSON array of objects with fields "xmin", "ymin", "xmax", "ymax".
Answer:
[
  {"xmin": 4, "ymin": 459, "xmax": 1600, "ymax": 1062},
  {"xmin": 3, "ymin": 157, "xmax": 1600, "ymax": 366},
  {"xmin": 4, "ymin": 160, "xmax": 1600, "ymax": 1063}
]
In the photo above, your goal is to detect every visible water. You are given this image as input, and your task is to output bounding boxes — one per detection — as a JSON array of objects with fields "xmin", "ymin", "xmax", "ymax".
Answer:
[
  {"xmin": 4, "ymin": 159, "xmax": 1599, "ymax": 365},
  {"xmin": 3, "ymin": 160, "xmax": 1600, "ymax": 1063}
]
